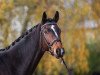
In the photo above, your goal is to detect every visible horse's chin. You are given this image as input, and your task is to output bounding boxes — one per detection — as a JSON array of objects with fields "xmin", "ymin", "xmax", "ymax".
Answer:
[{"xmin": 53, "ymin": 54, "xmax": 62, "ymax": 59}]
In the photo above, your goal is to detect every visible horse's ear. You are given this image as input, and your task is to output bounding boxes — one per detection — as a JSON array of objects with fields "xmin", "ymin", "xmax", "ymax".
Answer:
[
  {"xmin": 53, "ymin": 11, "xmax": 59, "ymax": 23},
  {"xmin": 42, "ymin": 11, "xmax": 47, "ymax": 24}
]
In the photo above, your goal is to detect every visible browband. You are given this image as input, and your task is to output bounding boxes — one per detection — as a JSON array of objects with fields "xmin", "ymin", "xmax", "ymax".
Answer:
[{"xmin": 44, "ymin": 22, "xmax": 57, "ymax": 25}]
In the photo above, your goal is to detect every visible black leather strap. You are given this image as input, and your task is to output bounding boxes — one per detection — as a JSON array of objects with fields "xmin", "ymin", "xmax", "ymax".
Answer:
[{"xmin": 49, "ymin": 39, "xmax": 61, "ymax": 47}]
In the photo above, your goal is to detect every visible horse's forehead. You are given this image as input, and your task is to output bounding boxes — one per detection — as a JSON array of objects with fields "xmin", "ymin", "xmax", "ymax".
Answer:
[
  {"xmin": 47, "ymin": 18, "xmax": 54, "ymax": 22},
  {"xmin": 44, "ymin": 24, "xmax": 56, "ymax": 29}
]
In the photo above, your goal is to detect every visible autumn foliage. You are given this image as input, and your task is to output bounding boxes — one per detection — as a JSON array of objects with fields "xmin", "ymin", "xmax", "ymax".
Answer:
[{"xmin": 0, "ymin": 0, "xmax": 100, "ymax": 75}]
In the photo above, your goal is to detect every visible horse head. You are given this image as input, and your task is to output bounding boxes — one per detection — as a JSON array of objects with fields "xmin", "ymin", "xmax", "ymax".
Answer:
[{"xmin": 41, "ymin": 11, "xmax": 65, "ymax": 59}]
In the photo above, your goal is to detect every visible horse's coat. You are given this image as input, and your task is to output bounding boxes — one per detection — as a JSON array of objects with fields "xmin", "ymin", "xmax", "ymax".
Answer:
[{"xmin": 0, "ymin": 24, "xmax": 45, "ymax": 75}]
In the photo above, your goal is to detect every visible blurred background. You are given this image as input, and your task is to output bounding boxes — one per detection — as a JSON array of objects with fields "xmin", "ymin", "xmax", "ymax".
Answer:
[{"xmin": 0, "ymin": 0, "xmax": 100, "ymax": 75}]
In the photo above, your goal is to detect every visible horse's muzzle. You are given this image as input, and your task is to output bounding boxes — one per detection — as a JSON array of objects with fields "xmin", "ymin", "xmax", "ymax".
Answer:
[{"xmin": 56, "ymin": 48, "xmax": 65, "ymax": 58}]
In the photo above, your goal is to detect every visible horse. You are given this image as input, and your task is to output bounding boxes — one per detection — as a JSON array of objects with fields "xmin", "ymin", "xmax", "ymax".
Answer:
[{"xmin": 0, "ymin": 11, "xmax": 65, "ymax": 75}]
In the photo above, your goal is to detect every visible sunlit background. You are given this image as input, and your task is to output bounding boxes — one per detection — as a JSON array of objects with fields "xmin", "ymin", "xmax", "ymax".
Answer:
[{"xmin": 0, "ymin": 0, "xmax": 100, "ymax": 75}]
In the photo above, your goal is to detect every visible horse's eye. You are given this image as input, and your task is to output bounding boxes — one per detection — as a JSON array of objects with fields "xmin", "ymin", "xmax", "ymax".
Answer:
[
  {"xmin": 44, "ymin": 30, "xmax": 48, "ymax": 34},
  {"xmin": 56, "ymin": 28, "xmax": 61, "ymax": 34}
]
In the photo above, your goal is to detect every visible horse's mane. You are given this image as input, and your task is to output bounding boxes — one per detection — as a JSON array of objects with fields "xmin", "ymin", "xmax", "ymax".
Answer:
[{"xmin": 0, "ymin": 23, "xmax": 41, "ymax": 51}]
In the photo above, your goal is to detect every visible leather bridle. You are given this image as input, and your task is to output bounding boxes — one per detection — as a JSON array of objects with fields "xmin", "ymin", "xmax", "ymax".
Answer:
[{"xmin": 41, "ymin": 23, "xmax": 61, "ymax": 55}]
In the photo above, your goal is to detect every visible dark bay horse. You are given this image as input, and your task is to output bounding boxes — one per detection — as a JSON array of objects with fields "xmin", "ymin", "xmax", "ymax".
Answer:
[{"xmin": 0, "ymin": 11, "xmax": 65, "ymax": 75}]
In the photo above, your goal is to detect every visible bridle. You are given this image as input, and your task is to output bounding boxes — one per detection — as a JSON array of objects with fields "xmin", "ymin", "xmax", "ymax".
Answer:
[{"xmin": 41, "ymin": 23, "xmax": 61, "ymax": 55}]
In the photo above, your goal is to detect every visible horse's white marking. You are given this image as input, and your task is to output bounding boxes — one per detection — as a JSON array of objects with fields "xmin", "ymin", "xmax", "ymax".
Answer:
[
  {"xmin": 61, "ymin": 48, "xmax": 64, "ymax": 55},
  {"xmin": 51, "ymin": 25, "xmax": 58, "ymax": 38}
]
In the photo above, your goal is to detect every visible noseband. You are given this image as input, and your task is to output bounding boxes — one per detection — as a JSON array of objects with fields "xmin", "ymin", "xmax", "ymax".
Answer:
[{"xmin": 49, "ymin": 39, "xmax": 61, "ymax": 47}]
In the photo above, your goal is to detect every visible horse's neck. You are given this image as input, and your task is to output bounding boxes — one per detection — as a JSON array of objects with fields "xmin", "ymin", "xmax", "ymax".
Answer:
[
  {"xmin": 0, "ymin": 24, "xmax": 45, "ymax": 75},
  {"xmin": 25, "ymin": 48, "xmax": 44, "ymax": 75}
]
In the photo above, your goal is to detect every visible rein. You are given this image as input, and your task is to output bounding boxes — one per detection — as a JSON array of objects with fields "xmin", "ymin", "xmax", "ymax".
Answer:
[{"xmin": 60, "ymin": 58, "xmax": 74, "ymax": 75}]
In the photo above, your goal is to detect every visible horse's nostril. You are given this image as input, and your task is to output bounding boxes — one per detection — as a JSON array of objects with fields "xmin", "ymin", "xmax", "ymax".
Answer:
[
  {"xmin": 56, "ymin": 48, "xmax": 65, "ymax": 57},
  {"xmin": 56, "ymin": 48, "xmax": 60, "ymax": 56}
]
